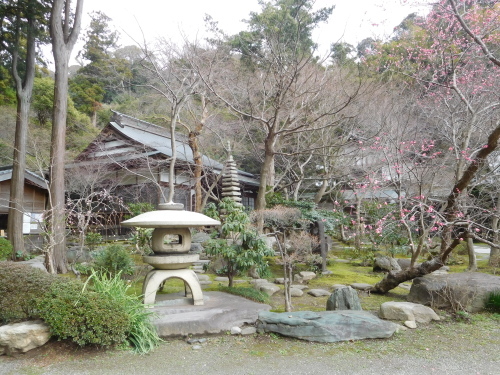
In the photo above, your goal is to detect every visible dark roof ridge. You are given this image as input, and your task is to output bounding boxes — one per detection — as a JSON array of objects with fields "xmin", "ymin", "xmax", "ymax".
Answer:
[{"xmin": 111, "ymin": 110, "xmax": 189, "ymax": 142}]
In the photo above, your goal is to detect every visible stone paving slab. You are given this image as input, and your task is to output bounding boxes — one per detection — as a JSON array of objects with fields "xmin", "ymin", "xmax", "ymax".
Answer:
[{"xmin": 152, "ymin": 291, "xmax": 271, "ymax": 337}]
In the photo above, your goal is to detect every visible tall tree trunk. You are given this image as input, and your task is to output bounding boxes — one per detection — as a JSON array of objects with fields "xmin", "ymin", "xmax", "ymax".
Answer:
[
  {"xmin": 8, "ymin": 96, "xmax": 30, "ymax": 258},
  {"xmin": 466, "ymin": 237, "xmax": 477, "ymax": 272},
  {"xmin": 7, "ymin": 3, "xmax": 37, "ymax": 258},
  {"xmin": 189, "ymin": 132, "xmax": 203, "ymax": 212},
  {"xmin": 490, "ymin": 194, "xmax": 500, "ymax": 266},
  {"xmin": 292, "ymin": 179, "xmax": 302, "ymax": 201},
  {"xmin": 354, "ymin": 193, "xmax": 362, "ymax": 251},
  {"xmin": 187, "ymin": 95, "xmax": 207, "ymax": 213},
  {"xmin": 314, "ymin": 179, "xmax": 328, "ymax": 204},
  {"xmin": 47, "ymin": 0, "xmax": 83, "ymax": 274},
  {"xmin": 7, "ymin": 33, "xmax": 35, "ymax": 260},
  {"xmin": 255, "ymin": 134, "xmax": 276, "ymax": 232},
  {"xmin": 317, "ymin": 220, "xmax": 327, "ymax": 272}
]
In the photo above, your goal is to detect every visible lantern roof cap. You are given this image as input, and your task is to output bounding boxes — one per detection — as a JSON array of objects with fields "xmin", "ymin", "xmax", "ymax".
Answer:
[{"xmin": 121, "ymin": 203, "xmax": 221, "ymax": 228}]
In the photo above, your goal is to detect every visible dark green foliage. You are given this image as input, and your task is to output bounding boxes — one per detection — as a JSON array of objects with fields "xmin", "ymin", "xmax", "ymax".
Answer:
[
  {"xmin": 93, "ymin": 244, "xmax": 135, "ymax": 277},
  {"xmin": 0, "ymin": 262, "xmax": 66, "ymax": 323},
  {"xmin": 485, "ymin": 291, "xmax": 500, "ymax": 313},
  {"xmin": 0, "ymin": 66, "xmax": 16, "ymax": 105},
  {"xmin": 229, "ymin": 0, "xmax": 333, "ymax": 66},
  {"xmin": 0, "ymin": 140, "xmax": 12, "ymax": 166},
  {"xmin": 126, "ymin": 204, "xmax": 154, "ymax": 254},
  {"xmin": 0, "ymin": 237, "xmax": 13, "ymax": 260},
  {"xmin": 218, "ymin": 285, "xmax": 269, "ymax": 304},
  {"xmin": 126, "ymin": 202, "xmax": 155, "ymax": 218},
  {"xmin": 35, "ymin": 280, "xmax": 130, "ymax": 347},
  {"xmin": 85, "ymin": 232, "xmax": 103, "ymax": 251},
  {"xmin": 204, "ymin": 199, "xmax": 274, "ymax": 287}
]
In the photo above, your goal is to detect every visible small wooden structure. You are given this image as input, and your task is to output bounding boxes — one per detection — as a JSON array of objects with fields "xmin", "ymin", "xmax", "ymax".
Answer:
[{"xmin": 0, "ymin": 166, "xmax": 48, "ymax": 247}]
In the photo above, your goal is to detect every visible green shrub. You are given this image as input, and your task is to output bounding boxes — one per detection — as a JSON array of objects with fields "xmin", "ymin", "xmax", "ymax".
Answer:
[
  {"xmin": 93, "ymin": 244, "xmax": 135, "ymax": 277},
  {"xmin": 485, "ymin": 291, "xmax": 500, "ymax": 313},
  {"xmin": 0, "ymin": 237, "xmax": 13, "ymax": 260},
  {"xmin": 85, "ymin": 232, "xmax": 103, "ymax": 251},
  {"xmin": 204, "ymin": 199, "xmax": 274, "ymax": 287},
  {"xmin": 0, "ymin": 262, "xmax": 65, "ymax": 323},
  {"xmin": 218, "ymin": 285, "xmax": 269, "ymax": 304},
  {"xmin": 89, "ymin": 271, "xmax": 161, "ymax": 353},
  {"xmin": 35, "ymin": 280, "xmax": 131, "ymax": 347}
]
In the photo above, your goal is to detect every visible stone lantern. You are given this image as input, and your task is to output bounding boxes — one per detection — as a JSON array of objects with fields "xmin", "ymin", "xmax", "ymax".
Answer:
[{"xmin": 122, "ymin": 203, "xmax": 220, "ymax": 306}]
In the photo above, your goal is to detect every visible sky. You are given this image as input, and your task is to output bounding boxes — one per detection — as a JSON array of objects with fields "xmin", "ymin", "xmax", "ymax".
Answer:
[{"xmin": 59, "ymin": 0, "xmax": 432, "ymax": 65}]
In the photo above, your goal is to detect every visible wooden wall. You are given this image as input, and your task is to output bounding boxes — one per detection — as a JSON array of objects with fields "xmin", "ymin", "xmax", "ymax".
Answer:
[{"xmin": 0, "ymin": 180, "xmax": 47, "ymax": 214}]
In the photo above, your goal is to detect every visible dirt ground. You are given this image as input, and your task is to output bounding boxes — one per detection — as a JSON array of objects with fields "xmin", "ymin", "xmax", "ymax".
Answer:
[{"xmin": 1, "ymin": 313, "xmax": 499, "ymax": 375}]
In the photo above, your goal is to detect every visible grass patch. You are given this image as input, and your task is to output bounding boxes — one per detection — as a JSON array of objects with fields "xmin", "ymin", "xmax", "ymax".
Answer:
[
  {"xmin": 89, "ymin": 271, "xmax": 162, "ymax": 354},
  {"xmin": 218, "ymin": 285, "xmax": 269, "ymax": 303},
  {"xmin": 485, "ymin": 291, "xmax": 500, "ymax": 313}
]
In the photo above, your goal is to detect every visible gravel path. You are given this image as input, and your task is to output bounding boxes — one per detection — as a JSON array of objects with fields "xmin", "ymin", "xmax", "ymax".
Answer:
[{"xmin": 1, "ymin": 318, "xmax": 499, "ymax": 375}]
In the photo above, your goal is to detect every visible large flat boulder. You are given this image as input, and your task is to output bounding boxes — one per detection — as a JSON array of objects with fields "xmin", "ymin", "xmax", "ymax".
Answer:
[
  {"xmin": 152, "ymin": 291, "xmax": 271, "ymax": 337},
  {"xmin": 0, "ymin": 320, "xmax": 51, "ymax": 355},
  {"xmin": 407, "ymin": 272, "xmax": 500, "ymax": 312},
  {"xmin": 257, "ymin": 310, "xmax": 399, "ymax": 343}
]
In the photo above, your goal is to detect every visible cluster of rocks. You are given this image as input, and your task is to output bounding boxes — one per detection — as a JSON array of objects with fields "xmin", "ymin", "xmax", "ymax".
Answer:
[
  {"xmin": 255, "ymin": 280, "xmax": 444, "ymax": 342},
  {"xmin": 251, "ymin": 271, "xmax": 327, "ymax": 297}
]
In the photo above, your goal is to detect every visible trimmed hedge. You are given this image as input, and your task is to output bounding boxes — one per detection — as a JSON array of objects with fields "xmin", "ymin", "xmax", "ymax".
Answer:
[
  {"xmin": 35, "ymin": 281, "xmax": 130, "ymax": 346},
  {"xmin": 0, "ymin": 262, "xmax": 65, "ymax": 323}
]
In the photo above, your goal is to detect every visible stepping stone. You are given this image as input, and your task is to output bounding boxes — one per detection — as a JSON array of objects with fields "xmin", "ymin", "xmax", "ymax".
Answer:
[
  {"xmin": 350, "ymin": 283, "xmax": 372, "ymax": 291},
  {"xmin": 290, "ymin": 288, "xmax": 304, "ymax": 297},
  {"xmin": 398, "ymin": 283, "xmax": 411, "ymax": 290},
  {"xmin": 241, "ymin": 327, "xmax": 257, "ymax": 335},
  {"xmin": 299, "ymin": 271, "xmax": 316, "ymax": 281},
  {"xmin": 332, "ymin": 284, "xmax": 347, "ymax": 290},
  {"xmin": 308, "ymin": 289, "xmax": 330, "ymax": 297},
  {"xmin": 259, "ymin": 284, "xmax": 281, "ymax": 296},
  {"xmin": 334, "ymin": 259, "xmax": 350, "ymax": 263},
  {"xmin": 291, "ymin": 284, "xmax": 308, "ymax": 290}
]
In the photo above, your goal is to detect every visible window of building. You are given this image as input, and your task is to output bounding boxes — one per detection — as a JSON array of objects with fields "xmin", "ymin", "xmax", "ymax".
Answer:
[{"xmin": 242, "ymin": 196, "xmax": 255, "ymax": 210}]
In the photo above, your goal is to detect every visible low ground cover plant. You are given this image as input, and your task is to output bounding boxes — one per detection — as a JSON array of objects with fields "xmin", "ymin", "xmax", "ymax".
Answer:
[{"xmin": 217, "ymin": 285, "xmax": 269, "ymax": 304}]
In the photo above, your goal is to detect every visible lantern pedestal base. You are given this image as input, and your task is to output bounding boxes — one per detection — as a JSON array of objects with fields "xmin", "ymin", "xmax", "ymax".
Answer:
[{"xmin": 142, "ymin": 269, "xmax": 204, "ymax": 306}]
